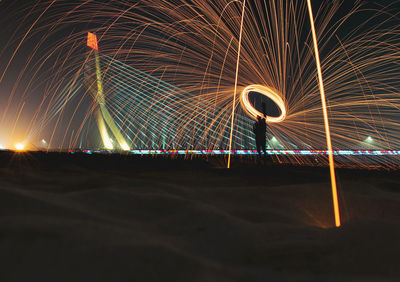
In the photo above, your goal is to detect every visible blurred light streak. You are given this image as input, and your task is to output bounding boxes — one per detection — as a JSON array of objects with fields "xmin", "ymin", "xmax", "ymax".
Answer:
[
  {"xmin": 307, "ymin": 0, "xmax": 341, "ymax": 227},
  {"xmin": 228, "ymin": 0, "xmax": 247, "ymax": 169},
  {"xmin": 65, "ymin": 149, "xmax": 400, "ymax": 156},
  {"xmin": 1, "ymin": 1, "xmax": 400, "ymax": 169}
]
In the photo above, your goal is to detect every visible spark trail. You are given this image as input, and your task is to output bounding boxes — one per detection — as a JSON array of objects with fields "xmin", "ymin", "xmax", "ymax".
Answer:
[
  {"xmin": 307, "ymin": 0, "xmax": 341, "ymax": 227},
  {"xmin": 228, "ymin": 0, "xmax": 247, "ymax": 169},
  {"xmin": 0, "ymin": 1, "xmax": 399, "ymax": 170}
]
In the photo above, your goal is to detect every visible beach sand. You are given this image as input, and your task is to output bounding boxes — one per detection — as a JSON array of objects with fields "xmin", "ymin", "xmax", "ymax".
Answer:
[{"xmin": 0, "ymin": 152, "xmax": 399, "ymax": 281}]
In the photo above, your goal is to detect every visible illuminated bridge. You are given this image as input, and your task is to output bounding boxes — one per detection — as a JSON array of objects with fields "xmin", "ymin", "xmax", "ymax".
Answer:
[
  {"xmin": 83, "ymin": 33, "xmax": 285, "ymax": 151},
  {"xmin": 29, "ymin": 32, "xmax": 399, "ymax": 168}
]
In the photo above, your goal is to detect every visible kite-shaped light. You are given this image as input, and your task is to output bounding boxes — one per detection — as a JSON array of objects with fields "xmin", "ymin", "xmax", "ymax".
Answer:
[{"xmin": 87, "ymin": 32, "xmax": 99, "ymax": 51}]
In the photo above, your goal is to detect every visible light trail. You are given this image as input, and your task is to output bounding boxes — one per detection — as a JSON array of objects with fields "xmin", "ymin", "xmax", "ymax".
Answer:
[
  {"xmin": 98, "ymin": 54, "xmax": 255, "ymax": 150},
  {"xmin": 228, "ymin": 0, "xmax": 247, "ymax": 169},
  {"xmin": 1, "ymin": 1, "xmax": 400, "ymax": 169},
  {"xmin": 68, "ymin": 149, "xmax": 400, "ymax": 156},
  {"xmin": 0, "ymin": 0, "xmax": 57, "ymax": 125},
  {"xmin": 240, "ymin": 85, "xmax": 286, "ymax": 122},
  {"xmin": 307, "ymin": 0, "xmax": 341, "ymax": 227}
]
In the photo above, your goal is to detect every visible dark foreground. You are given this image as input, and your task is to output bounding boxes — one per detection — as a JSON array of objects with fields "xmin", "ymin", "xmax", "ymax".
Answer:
[{"xmin": 0, "ymin": 151, "xmax": 399, "ymax": 281}]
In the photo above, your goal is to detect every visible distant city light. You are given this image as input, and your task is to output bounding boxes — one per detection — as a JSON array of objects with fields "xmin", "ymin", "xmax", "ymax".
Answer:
[{"xmin": 14, "ymin": 143, "xmax": 25, "ymax": 151}]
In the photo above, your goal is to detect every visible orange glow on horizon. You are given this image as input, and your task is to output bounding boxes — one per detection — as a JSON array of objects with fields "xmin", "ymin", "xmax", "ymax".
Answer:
[
  {"xmin": 14, "ymin": 143, "xmax": 25, "ymax": 151},
  {"xmin": 227, "ymin": 0, "xmax": 246, "ymax": 169}
]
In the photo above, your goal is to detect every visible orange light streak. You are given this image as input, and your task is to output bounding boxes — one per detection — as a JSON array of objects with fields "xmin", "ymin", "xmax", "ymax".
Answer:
[
  {"xmin": 3, "ymin": 1, "xmax": 400, "ymax": 169},
  {"xmin": 0, "ymin": 0, "xmax": 57, "ymax": 126},
  {"xmin": 0, "ymin": 0, "xmax": 57, "ymax": 83},
  {"xmin": 227, "ymin": 0, "xmax": 246, "ymax": 169},
  {"xmin": 307, "ymin": 0, "xmax": 341, "ymax": 227}
]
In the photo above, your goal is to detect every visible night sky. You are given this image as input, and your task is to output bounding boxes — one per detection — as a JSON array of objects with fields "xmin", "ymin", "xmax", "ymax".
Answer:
[{"xmin": 0, "ymin": 0, "xmax": 398, "ymax": 150}]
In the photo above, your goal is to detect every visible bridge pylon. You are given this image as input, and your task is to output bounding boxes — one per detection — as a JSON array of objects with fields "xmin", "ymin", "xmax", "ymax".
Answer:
[{"xmin": 85, "ymin": 32, "xmax": 129, "ymax": 151}]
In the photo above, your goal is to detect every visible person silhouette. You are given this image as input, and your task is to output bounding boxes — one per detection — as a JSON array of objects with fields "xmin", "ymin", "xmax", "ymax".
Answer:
[{"xmin": 253, "ymin": 115, "xmax": 267, "ymax": 156}]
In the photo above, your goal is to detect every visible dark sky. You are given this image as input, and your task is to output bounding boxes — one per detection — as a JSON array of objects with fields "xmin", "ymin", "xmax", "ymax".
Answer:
[{"xmin": 0, "ymin": 0, "xmax": 398, "ymax": 149}]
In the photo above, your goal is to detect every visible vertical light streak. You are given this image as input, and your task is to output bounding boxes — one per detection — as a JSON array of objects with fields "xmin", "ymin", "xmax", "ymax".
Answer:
[
  {"xmin": 306, "ymin": 0, "xmax": 341, "ymax": 227},
  {"xmin": 6, "ymin": 1, "xmax": 399, "ymax": 166},
  {"xmin": 227, "ymin": 0, "xmax": 247, "ymax": 169}
]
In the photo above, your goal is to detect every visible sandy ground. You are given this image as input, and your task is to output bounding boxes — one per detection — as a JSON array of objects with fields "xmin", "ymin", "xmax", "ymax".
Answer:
[{"xmin": 0, "ymin": 152, "xmax": 399, "ymax": 281}]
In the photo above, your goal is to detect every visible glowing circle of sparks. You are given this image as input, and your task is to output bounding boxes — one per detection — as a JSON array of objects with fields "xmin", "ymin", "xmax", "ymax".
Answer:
[{"xmin": 240, "ymin": 85, "xmax": 286, "ymax": 122}]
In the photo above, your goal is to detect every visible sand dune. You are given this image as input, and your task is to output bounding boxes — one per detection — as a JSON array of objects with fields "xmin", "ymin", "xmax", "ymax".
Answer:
[{"xmin": 0, "ymin": 152, "xmax": 399, "ymax": 281}]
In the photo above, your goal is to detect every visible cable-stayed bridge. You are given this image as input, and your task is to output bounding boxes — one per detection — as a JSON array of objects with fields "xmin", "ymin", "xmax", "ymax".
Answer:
[{"xmin": 83, "ymin": 33, "xmax": 273, "ymax": 151}]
